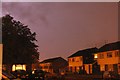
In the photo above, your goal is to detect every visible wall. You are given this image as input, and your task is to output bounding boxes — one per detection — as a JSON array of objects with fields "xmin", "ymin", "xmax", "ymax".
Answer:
[
  {"xmin": 97, "ymin": 50, "xmax": 120, "ymax": 65},
  {"xmin": 68, "ymin": 56, "xmax": 83, "ymax": 72},
  {"xmin": 96, "ymin": 50, "xmax": 120, "ymax": 73},
  {"xmin": 0, "ymin": 44, "xmax": 3, "ymax": 80},
  {"xmin": 40, "ymin": 63, "xmax": 53, "ymax": 73}
]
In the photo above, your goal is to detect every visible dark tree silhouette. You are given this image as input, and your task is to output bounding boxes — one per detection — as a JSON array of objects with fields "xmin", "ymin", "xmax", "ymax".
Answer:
[{"xmin": 2, "ymin": 14, "xmax": 39, "ymax": 65}]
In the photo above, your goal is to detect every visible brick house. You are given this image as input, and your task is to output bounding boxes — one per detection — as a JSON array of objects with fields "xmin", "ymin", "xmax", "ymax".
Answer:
[
  {"xmin": 39, "ymin": 57, "xmax": 68, "ymax": 74},
  {"xmin": 94, "ymin": 41, "xmax": 120, "ymax": 74},
  {"xmin": 68, "ymin": 47, "xmax": 99, "ymax": 74}
]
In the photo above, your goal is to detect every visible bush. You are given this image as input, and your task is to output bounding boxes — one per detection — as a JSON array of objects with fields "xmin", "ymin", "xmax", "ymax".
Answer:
[{"xmin": 78, "ymin": 69, "xmax": 87, "ymax": 75}]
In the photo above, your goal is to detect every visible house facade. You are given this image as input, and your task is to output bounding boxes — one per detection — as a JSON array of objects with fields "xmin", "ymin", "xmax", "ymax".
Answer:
[
  {"xmin": 39, "ymin": 57, "xmax": 68, "ymax": 74},
  {"xmin": 0, "ymin": 44, "xmax": 2, "ymax": 80},
  {"xmin": 94, "ymin": 41, "xmax": 120, "ymax": 74},
  {"xmin": 68, "ymin": 47, "xmax": 99, "ymax": 74}
]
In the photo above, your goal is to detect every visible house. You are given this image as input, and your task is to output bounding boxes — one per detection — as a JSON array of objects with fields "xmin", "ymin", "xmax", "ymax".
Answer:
[
  {"xmin": 94, "ymin": 41, "xmax": 120, "ymax": 74},
  {"xmin": 39, "ymin": 57, "xmax": 68, "ymax": 75},
  {"xmin": 68, "ymin": 47, "xmax": 99, "ymax": 74},
  {"xmin": 32, "ymin": 62, "xmax": 40, "ymax": 71},
  {"xmin": 0, "ymin": 44, "xmax": 3, "ymax": 80}
]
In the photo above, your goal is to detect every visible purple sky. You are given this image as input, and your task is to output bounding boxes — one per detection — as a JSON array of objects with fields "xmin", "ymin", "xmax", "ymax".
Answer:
[{"xmin": 2, "ymin": 2, "xmax": 118, "ymax": 61}]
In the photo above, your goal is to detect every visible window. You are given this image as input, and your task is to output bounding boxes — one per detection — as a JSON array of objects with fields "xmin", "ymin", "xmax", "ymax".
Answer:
[
  {"xmin": 12, "ymin": 64, "xmax": 26, "ymax": 71},
  {"xmin": 72, "ymin": 58, "xmax": 75, "ymax": 62},
  {"xmin": 80, "ymin": 57, "xmax": 83, "ymax": 61},
  {"xmin": 108, "ymin": 64, "xmax": 113, "ymax": 71},
  {"xmin": 94, "ymin": 54, "xmax": 98, "ymax": 59},
  {"xmin": 107, "ymin": 52, "xmax": 112, "ymax": 58},
  {"xmin": 105, "ymin": 65, "xmax": 108, "ymax": 71},
  {"xmin": 115, "ymin": 51, "xmax": 120, "ymax": 57},
  {"xmin": 100, "ymin": 65, "xmax": 105, "ymax": 71},
  {"xmin": 75, "ymin": 57, "xmax": 80, "ymax": 62},
  {"xmin": 44, "ymin": 66, "xmax": 48, "ymax": 69},
  {"xmin": 99, "ymin": 53, "xmax": 104, "ymax": 59},
  {"xmin": 68, "ymin": 58, "xmax": 71, "ymax": 62}
]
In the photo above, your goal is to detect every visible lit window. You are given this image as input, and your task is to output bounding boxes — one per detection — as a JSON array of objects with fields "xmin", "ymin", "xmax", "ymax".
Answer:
[
  {"xmin": 12, "ymin": 64, "xmax": 26, "ymax": 71},
  {"xmin": 107, "ymin": 52, "xmax": 112, "ymax": 58},
  {"xmin": 23, "ymin": 65, "xmax": 26, "ymax": 71},
  {"xmin": 94, "ymin": 54, "xmax": 98, "ymax": 59},
  {"xmin": 12, "ymin": 65, "xmax": 16, "ymax": 71}
]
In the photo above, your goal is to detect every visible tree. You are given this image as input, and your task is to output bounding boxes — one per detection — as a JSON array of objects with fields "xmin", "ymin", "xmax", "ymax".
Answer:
[{"xmin": 2, "ymin": 14, "xmax": 39, "ymax": 65}]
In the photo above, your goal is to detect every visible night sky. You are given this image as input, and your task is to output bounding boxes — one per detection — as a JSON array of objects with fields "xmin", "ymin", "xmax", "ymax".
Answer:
[{"xmin": 2, "ymin": 2, "xmax": 118, "ymax": 61}]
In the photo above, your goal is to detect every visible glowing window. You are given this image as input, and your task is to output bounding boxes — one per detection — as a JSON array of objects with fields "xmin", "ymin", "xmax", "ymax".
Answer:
[
  {"xmin": 94, "ymin": 54, "xmax": 98, "ymax": 59},
  {"xmin": 12, "ymin": 64, "xmax": 26, "ymax": 71}
]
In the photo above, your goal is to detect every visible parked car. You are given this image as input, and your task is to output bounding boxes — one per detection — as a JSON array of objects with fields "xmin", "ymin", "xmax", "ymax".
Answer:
[
  {"xmin": 103, "ymin": 71, "xmax": 111, "ymax": 79},
  {"xmin": 11, "ymin": 70, "xmax": 27, "ymax": 78},
  {"xmin": 27, "ymin": 70, "xmax": 45, "ymax": 80},
  {"xmin": 103, "ymin": 71, "xmax": 120, "ymax": 79}
]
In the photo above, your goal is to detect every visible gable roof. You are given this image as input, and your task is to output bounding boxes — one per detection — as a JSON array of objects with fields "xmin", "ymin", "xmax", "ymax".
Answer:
[
  {"xmin": 99, "ymin": 41, "xmax": 120, "ymax": 52},
  {"xmin": 40, "ymin": 57, "xmax": 65, "ymax": 63},
  {"xmin": 68, "ymin": 47, "xmax": 98, "ymax": 58}
]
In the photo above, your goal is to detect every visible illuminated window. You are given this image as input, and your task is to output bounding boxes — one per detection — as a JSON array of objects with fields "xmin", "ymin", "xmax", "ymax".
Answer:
[
  {"xmin": 12, "ymin": 64, "xmax": 26, "ymax": 71},
  {"xmin": 107, "ymin": 52, "xmax": 112, "ymax": 58},
  {"xmin": 94, "ymin": 54, "xmax": 98, "ymax": 59},
  {"xmin": 12, "ymin": 65, "xmax": 16, "ymax": 71}
]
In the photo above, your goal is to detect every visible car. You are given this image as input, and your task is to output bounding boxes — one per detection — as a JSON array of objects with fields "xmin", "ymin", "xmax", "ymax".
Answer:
[
  {"xmin": 103, "ymin": 71, "xmax": 120, "ymax": 79},
  {"xmin": 27, "ymin": 70, "xmax": 45, "ymax": 80},
  {"xmin": 103, "ymin": 71, "xmax": 111, "ymax": 79},
  {"xmin": 11, "ymin": 70, "xmax": 27, "ymax": 79}
]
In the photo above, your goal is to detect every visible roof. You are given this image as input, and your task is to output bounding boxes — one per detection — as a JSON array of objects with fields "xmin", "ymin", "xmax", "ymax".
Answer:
[
  {"xmin": 68, "ymin": 47, "xmax": 98, "ymax": 58},
  {"xmin": 99, "ymin": 41, "xmax": 120, "ymax": 52},
  {"xmin": 84, "ymin": 60, "xmax": 96, "ymax": 64},
  {"xmin": 40, "ymin": 57, "xmax": 65, "ymax": 63}
]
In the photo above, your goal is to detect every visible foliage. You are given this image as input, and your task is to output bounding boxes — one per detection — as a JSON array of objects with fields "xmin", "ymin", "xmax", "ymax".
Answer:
[
  {"xmin": 2, "ymin": 14, "xmax": 39, "ymax": 64},
  {"xmin": 78, "ymin": 69, "xmax": 87, "ymax": 75}
]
